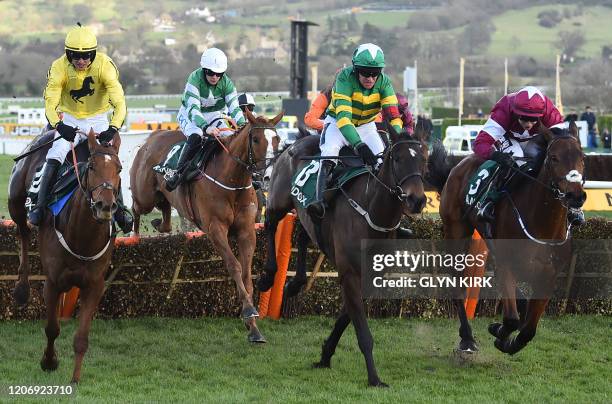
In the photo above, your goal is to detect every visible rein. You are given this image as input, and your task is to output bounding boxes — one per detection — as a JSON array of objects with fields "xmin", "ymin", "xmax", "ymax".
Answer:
[
  {"xmin": 201, "ymin": 122, "xmax": 276, "ymax": 191},
  {"xmin": 342, "ymin": 138, "xmax": 424, "ymax": 233},
  {"xmin": 53, "ymin": 142, "xmax": 120, "ymax": 261}
]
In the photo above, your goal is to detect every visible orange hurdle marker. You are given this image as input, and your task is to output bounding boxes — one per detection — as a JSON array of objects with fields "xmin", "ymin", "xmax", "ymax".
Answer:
[
  {"xmin": 258, "ymin": 212, "xmax": 295, "ymax": 319},
  {"xmin": 463, "ymin": 230, "xmax": 489, "ymax": 319}
]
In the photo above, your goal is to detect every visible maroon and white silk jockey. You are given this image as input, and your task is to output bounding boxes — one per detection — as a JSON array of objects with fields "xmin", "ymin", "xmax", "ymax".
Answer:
[{"xmin": 473, "ymin": 86, "xmax": 565, "ymax": 162}]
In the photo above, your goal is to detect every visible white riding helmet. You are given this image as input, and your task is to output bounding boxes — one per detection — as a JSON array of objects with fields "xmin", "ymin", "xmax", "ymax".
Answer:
[{"xmin": 200, "ymin": 48, "xmax": 228, "ymax": 73}]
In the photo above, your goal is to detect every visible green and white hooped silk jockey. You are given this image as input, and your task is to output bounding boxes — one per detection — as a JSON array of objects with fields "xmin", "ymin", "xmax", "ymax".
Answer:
[
  {"xmin": 166, "ymin": 47, "xmax": 245, "ymax": 192},
  {"xmin": 176, "ymin": 48, "xmax": 245, "ymax": 138}
]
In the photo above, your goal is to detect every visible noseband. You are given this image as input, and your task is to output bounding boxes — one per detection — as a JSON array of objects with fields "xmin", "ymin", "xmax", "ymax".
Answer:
[{"xmin": 77, "ymin": 149, "xmax": 122, "ymax": 213}]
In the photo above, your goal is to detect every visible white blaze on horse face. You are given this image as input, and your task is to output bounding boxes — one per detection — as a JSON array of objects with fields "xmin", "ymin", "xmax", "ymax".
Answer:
[
  {"xmin": 104, "ymin": 155, "xmax": 111, "ymax": 162},
  {"xmin": 409, "ymin": 148, "xmax": 416, "ymax": 157},
  {"xmin": 264, "ymin": 129, "xmax": 276, "ymax": 139},
  {"xmin": 566, "ymin": 170, "xmax": 583, "ymax": 183}
]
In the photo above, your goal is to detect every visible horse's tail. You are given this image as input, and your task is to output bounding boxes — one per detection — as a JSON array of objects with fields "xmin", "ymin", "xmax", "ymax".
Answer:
[{"xmin": 425, "ymin": 140, "xmax": 452, "ymax": 193}]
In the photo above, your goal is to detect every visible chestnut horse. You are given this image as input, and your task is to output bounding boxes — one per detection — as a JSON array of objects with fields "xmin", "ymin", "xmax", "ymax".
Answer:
[
  {"xmin": 130, "ymin": 109, "xmax": 282, "ymax": 342},
  {"xmin": 259, "ymin": 123, "xmax": 428, "ymax": 386},
  {"xmin": 428, "ymin": 122, "xmax": 586, "ymax": 355},
  {"xmin": 9, "ymin": 130, "xmax": 122, "ymax": 383}
]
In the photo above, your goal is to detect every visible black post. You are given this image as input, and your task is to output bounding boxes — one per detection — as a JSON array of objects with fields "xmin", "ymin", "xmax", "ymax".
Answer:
[{"xmin": 290, "ymin": 20, "xmax": 318, "ymax": 99}]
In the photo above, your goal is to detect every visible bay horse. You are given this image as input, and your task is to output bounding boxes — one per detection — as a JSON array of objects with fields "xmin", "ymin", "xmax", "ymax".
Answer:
[
  {"xmin": 259, "ymin": 123, "xmax": 428, "ymax": 386},
  {"xmin": 130, "ymin": 109, "xmax": 283, "ymax": 343},
  {"xmin": 9, "ymin": 130, "xmax": 122, "ymax": 383},
  {"xmin": 428, "ymin": 122, "xmax": 586, "ymax": 355}
]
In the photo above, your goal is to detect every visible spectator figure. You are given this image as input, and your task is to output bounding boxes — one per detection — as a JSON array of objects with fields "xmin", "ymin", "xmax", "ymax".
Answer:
[
  {"xmin": 602, "ymin": 128, "xmax": 611, "ymax": 150},
  {"xmin": 580, "ymin": 106, "xmax": 598, "ymax": 148},
  {"xmin": 477, "ymin": 108, "xmax": 484, "ymax": 118}
]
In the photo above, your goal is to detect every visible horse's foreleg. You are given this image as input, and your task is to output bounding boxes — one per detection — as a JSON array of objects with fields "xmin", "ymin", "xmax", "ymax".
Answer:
[
  {"xmin": 40, "ymin": 280, "xmax": 61, "ymax": 372},
  {"xmin": 237, "ymin": 225, "xmax": 265, "ymax": 343},
  {"xmin": 488, "ymin": 269, "xmax": 520, "ymax": 341},
  {"xmin": 13, "ymin": 222, "xmax": 32, "ymax": 305},
  {"xmin": 284, "ymin": 223, "xmax": 310, "ymax": 298},
  {"xmin": 453, "ymin": 293, "xmax": 478, "ymax": 353},
  {"xmin": 343, "ymin": 272, "xmax": 387, "ymax": 387},
  {"xmin": 494, "ymin": 298, "xmax": 549, "ymax": 355},
  {"xmin": 208, "ymin": 221, "xmax": 256, "ymax": 319},
  {"xmin": 314, "ymin": 305, "xmax": 350, "ymax": 368},
  {"xmin": 71, "ymin": 277, "xmax": 105, "ymax": 384},
  {"xmin": 257, "ymin": 209, "xmax": 284, "ymax": 292}
]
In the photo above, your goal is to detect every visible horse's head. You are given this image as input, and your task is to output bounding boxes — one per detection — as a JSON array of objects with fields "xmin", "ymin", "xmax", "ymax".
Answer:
[
  {"xmin": 243, "ymin": 108, "xmax": 283, "ymax": 171},
  {"xmin": 382, "ymin": 121, "xmax": 428, "ymax": 214},
  {"xmin": 85, "ymin": 129, "xmax": 122, "ymax": 221},
  {"xmin": 539, "ymin": 121, "xmax": 586, "ymax": 209}
]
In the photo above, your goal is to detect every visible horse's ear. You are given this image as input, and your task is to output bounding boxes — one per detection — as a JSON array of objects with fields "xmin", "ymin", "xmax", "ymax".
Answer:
[
  {"xmin": 537, "ymin": 124, "xmax": 553, "ymax": 143},
  {"xmin": 244, "ymin": 107, "xmax": 256, "ymax": 124},
  {"xmin": 568, "ymin": 120, "xmax": 579, "ymax": 140},
  {"xmin": 112, "ymin": 131, "xmax": 121, "ymax": 152},
  {"xmin": 269, "ymin": 110, "xmax": 284, "ymax": 127},
  {"xmin": 87, "ymin": 129, "xmax": 97, "ymax": 150},
  {"xmin": 413, "ymin": 120, "xmax": 426, "ymax": 142}
]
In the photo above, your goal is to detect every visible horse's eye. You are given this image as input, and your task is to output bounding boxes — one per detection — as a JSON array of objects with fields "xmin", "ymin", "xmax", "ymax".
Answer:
[
  {"xmin": 253, "ymin": 137, "xmax": 260, "ymax": 144},
  {"xmin": 550, "ymin": 155, "xmax": 559, "ymax": 163}
]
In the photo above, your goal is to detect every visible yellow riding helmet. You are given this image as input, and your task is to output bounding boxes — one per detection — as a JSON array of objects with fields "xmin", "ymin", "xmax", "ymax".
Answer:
[{"xmin": 65, "ymin": 25, "xmax": 97, "ymax": 52}]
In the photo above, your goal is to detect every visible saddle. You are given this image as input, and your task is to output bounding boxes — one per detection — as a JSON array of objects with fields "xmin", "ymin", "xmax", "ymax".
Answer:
[
  {"xmin": 153, "ymin": 138, "xmax": 222, "ymax": 183},
  {"xmin": 26, "ymin": 139, "xmax": 89, "ymax": 214},
  {"xmin": 290, "ymin": 145, "xmax": 370, "ymax": 210}
]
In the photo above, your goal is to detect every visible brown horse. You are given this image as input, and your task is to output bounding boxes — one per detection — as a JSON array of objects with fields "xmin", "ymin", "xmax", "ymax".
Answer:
[
  {"xmin": 130, "ymin": 109, "xmax": 283, "ymax": 342},
  {"xmin": 9, "ymin": 130, "xmax": 122, "ymax": 383},
  {"xmin": 428, "ymin": 122, "xmax": 586, "ymax": 354},
  {"xmin": 259, "ymin": 123, "xmax": 428, "ymax": 386}
]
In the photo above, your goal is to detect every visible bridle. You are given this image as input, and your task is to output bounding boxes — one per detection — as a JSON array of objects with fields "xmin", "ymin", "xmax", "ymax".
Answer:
[
  {"xmin": 211, "ymin": 122, "xmax": 276, "ymax": 174},
  {"xmin": 76, "ymin": 149, "xmax": 122, "ymax": 214},
  {"xmin": 368, "ymin": 139, "xmax": 425, "ymax": 203}
]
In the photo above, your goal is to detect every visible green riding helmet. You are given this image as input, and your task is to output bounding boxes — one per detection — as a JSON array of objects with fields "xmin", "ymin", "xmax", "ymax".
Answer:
[{"xmin": 351, "ymin": 43, "xmax": 385, "ymax": 68}]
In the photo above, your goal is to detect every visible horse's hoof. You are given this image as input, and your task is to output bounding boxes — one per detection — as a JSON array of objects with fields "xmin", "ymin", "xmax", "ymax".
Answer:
[
  {"xmin": 13, "ymin": 281, "xmax": 30, "ymax": 306},
  {"xmin": 256, "ymin": 274, "xmax": 275, "ymax": 292},
  {"xmin": 248, "ymin": 329, "xmax": 267, "ymax": 343},
  {"xmin": 457, "ymin": 339, "xmax": 479, "ymax": 353},
  {"xmin": 494, "ymin": 338, "xmax": 511, "ymax": 354},
  {"xmin": 241, "ymin": 306, "xmax": 259, "ymax": 319},
  {"xmin": 312, "ymin": 360, "xmax": 330, "ymax": 369},
  {"xmin": 40, "ymin": 356, "xmax": 59, "ymax": 372},
  {"xmin": 369, "ymin": 380, "xmax": 389, "ymax": 388},
  {"xmin": 284, "ymin": 278, "xmax": 306, "ymax": 298},
  {"xmin": 488, "ymin": 322, "xmax": 504, "ymax": 338}
]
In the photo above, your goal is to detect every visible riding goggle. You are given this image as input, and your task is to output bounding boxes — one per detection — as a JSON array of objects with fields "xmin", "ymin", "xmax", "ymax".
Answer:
[
  {"xmin": 66, "ymin": 50, "xmax": 95, "ymax": 61},
  {"xmin": 203, "ymin": 68, "xmax": 224, "ymax": 78},
  {"xmin": 356, "ymin": 68, "xmax": 382, "ymax": 78},
  {"xmin": 518, "ymin": 115, "xmax": 539, "ymax": 123}
]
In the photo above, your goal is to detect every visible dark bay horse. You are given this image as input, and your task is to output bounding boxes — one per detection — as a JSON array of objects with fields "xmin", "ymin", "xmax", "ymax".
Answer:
[
  {"xmin": 260, "ymin": 123, "xmax": 428, "ymax": 386},
  {"xmin": 130, "ymin": 109, "xmax": 283, "ymax": 342},
  {"xmin": 9, "ymin": 130, "xmax": 122, "ymax": 383},
  {"xmin": 428, "ymin": 122, "xmax": 586, "ymax": 355}
]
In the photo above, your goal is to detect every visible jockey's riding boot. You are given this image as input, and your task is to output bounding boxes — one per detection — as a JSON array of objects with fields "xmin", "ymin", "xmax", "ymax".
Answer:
[
  {"xmin": 113, "ymin": 186, "xmax": 133, "ymax": 234},
  {"xmin": 307, "ymin": 160, "xmax": 335, "ymax": 218},
  {"xmin": 28, "ymin": 159, "xmax": 61, "ymax": 226},
  {"xmin": 567, "ymin": 208, "xmax": 586, "ymax": 226},
  {"xmin": 165, "ymin": 133, "xmax": 202, "ymax": 192}
]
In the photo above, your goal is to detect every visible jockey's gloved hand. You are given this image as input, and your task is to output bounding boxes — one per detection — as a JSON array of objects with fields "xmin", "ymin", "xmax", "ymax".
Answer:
[
  {"xmin": 56, "ymin": 121, "xmax": 77, "ymax": 142},
  {"xmin": 355, "ymin": 143, "xmax": 378, "ymax": 167},
  {"xmin": 99, "ymin": 126, "xmax": 118, "ymax": 143},
  {"xmin": 490, "ymin": 150, "xmax": 515, "ymax": 167}
]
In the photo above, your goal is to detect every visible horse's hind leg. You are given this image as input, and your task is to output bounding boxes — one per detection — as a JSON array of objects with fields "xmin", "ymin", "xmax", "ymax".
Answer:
[
  {"xmin": 71, "ymin": 276, "xmax": 105, "ymax": 383},
  {"xmin": 12, "ymin": 221, "xmax": 32, "ymax": 305},
  {"xmin": 284, "ymin": 223, "xmax": 310, "ymax": 298},
  {"xmin": 313, "ymin": 305, "xmax": 350, "ymax": 368},
  {"xmin": 40, "ymin": 280, "xmax": 61, "ymax": 372},
  {"xmin": 257, "ymin": 208, "xmax": 286, "ymax": 292},
  {"xmin": 152, "ymin": 196, "xmax": 172, "ymax": 233}
]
